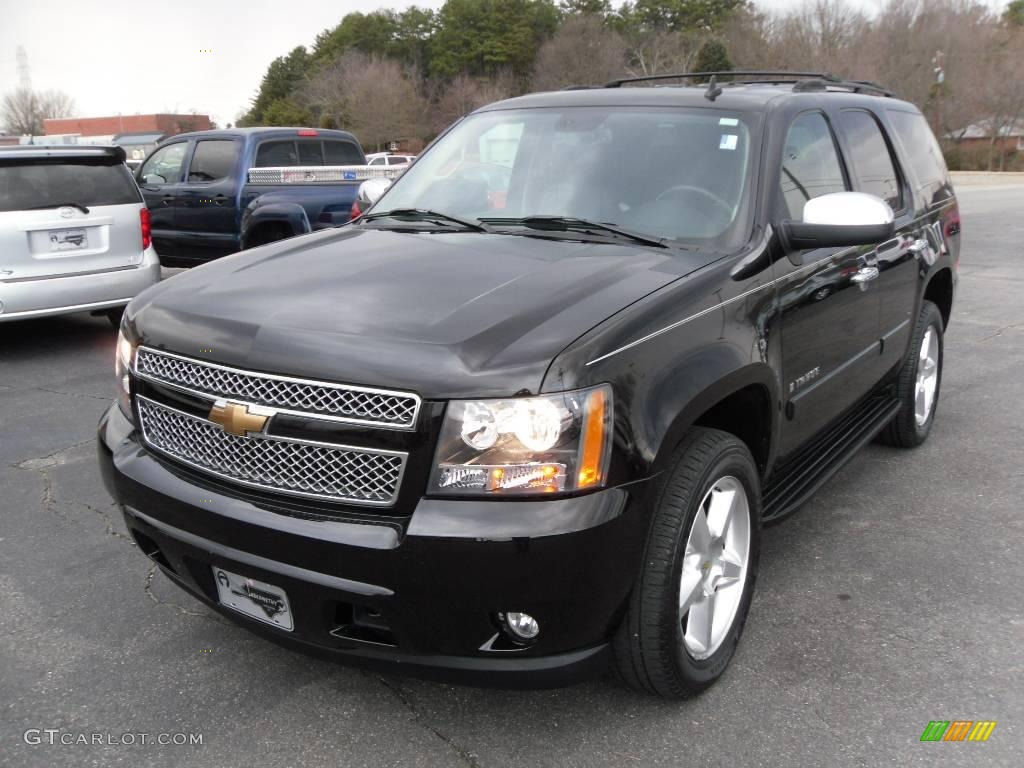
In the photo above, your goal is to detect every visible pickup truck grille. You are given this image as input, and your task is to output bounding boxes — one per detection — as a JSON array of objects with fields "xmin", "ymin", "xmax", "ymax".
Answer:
[
  {"xmin": 137, "ymin": 397, "xmax": 406, "ymax": 506},
  {"xmin": 134, "ymin": 347, "xmax": 420, "ymax": 429}
]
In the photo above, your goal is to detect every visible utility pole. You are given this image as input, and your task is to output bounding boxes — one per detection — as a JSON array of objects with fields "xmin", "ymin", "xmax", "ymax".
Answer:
[{"xmin": 16, "ymin": 46, "xmax": 31, "ymax": 90}]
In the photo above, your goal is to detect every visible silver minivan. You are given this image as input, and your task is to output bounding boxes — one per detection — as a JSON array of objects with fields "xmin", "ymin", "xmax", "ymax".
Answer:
[{"xmin": 0, "ymin": 145, "xmax": 160, "ymax": 326}]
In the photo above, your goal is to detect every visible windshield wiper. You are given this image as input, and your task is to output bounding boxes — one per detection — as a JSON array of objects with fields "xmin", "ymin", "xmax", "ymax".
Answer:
[
  {"xmin": 363, "ymin": 208, "xmax": 489, "ymax": 232},
  {"xmin": 27, "ymin": 201, "xmax": 90, "ymax": 214},
  {"xmin": 481, "ymin": 216, "xmax": 667, "ymax": 248}
]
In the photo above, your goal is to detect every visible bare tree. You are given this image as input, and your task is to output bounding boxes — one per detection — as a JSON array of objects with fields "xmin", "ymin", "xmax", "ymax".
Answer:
[
  {"xmin": 429, "ymin": 73, "xmax": 516, "ymax": 134},
  {"xmin": 1, "ymin": 88, "xmax": 74, "ymax": 135},
  {"xmin": 531, "ymin": 15, "xmax": 627, "ymax": 90},
  {"xmin": 624, "ymin": 29, "xmax": 703, "ymax": 77},
  {"xmin": 303, "ymin": 51, "xmax": 427, "ymax": 151}
]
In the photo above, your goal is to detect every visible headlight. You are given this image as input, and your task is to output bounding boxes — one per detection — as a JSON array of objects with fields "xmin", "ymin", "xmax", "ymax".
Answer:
[
  {"xmin": 115, "ymin": 329, "xmax": 136, "ymax": 419},
  {"xmin": 428, "ymin": 384, "xmax": 613, "ymax": 496}
]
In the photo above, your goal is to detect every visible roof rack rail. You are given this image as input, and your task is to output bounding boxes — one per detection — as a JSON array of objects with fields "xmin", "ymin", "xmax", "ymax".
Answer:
[
  {"xmin": 605, "ymin": 71, "xmax": 839, "ymax": 88},
  {"xmin": 604, "ymin": 70, "xmax": 894, "ymax": 97}
]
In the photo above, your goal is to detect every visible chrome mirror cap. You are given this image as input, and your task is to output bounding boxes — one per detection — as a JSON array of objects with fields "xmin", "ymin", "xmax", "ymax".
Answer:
[
  {"xmin": 359, "ymin": 178, "xmax": 392, "ymax": 206},
  {"xmin": 802, "ymin": 192, "xmax": 894, "ymax": 227}
]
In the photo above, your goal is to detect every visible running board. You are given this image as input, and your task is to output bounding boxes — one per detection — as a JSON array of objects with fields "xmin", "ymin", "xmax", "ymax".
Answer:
[{"xmin": 761, "ymin": 396, "xmax": 900, "ymax": 525}]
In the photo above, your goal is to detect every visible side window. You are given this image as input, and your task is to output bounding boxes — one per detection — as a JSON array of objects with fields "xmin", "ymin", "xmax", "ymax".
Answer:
[
  {"xmin": 139, "ymin": 143, "xmax": 187, "ymax": 185},
  {"xmin": 839, "ymin": 110, "xmax": 903, "ymax": 211},
  {"xmin": 323, "ymin": 141, "xmax": 363, "ymax": 165},
  {"xmin": 389, "ymin": 156, "xmax": 409, "ymax": 165},
  {"xmin": 187, "ymin": 140, "xmax": 239, "ymax": 182},
  {"xmin": 886, "ymin": 110, "xmax": 948, "ymax": 198},
  {"xmin": 255, "ymin": 140, "xmax": 298, "ymax": 167},
  {"xmin": 368, "ymin": 156, "xmax": 385, "ymax": 166},
  {"xmin": 780, "ymin": 112, "xmax": 847, "ymax": 220}
]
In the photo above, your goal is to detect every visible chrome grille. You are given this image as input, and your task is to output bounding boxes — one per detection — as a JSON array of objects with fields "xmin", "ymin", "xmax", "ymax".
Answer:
[
  {"xmin": 137, "ymin": 397, "xmax": 406, "ymax": 506},
  {"xmin": 134, "ymin": 347, "xmax": 420, "ymax": 429}
]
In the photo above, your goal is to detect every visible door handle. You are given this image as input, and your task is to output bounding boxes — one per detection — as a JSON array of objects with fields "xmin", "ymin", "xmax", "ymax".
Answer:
[
  {"xmin": 850, "ymin": 266, "xmax": 879, "ymax": 284},
  {"xmin": 908, "ymin": 238, "xmax": 929, "ymax": 253},
  {"xmin": 160, "ymin": 195, "xmax": 174, "ymax": 205}
]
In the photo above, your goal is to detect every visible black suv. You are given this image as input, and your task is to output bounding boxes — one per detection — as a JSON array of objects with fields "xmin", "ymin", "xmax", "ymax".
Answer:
[{"xmin": 98, "ymin": 72, "xmax": 959, "ymax": 697}]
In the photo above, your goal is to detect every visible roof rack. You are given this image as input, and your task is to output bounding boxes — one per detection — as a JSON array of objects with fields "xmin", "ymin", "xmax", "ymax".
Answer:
[{"xmin": 602, "ymin": 71, "xmax": 894, "ymax": 97}]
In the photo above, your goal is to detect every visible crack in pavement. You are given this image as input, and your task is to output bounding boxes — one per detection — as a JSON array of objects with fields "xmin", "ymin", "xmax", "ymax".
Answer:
[
  {"xmin": 32, "ymin": 385, "xmax": 113, "ymax": 403},
  {"xmin": 144, "ymin": 564, "xmax": 233, "ymax": 627},
  {"xmin": 12, "ymin": 438, "xmax": 95, "ymax": 470},
  {"xmin": 373, "ymin": 673, "xmax": 482, "ymax": 768},
  {"xmin": 13, "ymin": 438, "xmax": 131, "ymax": 541},
  {"xmin": 977, "ymin": 321, "xmax": 1024, "ymax": 343}
]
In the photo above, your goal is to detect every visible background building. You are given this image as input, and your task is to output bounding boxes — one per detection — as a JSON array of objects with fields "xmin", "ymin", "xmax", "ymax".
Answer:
[{"xmin": 43, "ymin": 113, "xmax": 211, "ymax": 138}]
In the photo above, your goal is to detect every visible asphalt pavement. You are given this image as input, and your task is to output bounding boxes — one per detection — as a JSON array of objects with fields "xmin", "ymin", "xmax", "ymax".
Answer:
[{"xmin": 1, "ymin": 186, "xmax": 1022, "ymax": 768}]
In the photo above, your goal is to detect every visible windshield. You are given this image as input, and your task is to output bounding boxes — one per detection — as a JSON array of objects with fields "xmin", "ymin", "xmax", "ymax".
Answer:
[{"xmin": 372, "ymin": 106, "xmax": 758, "ymax": 248}]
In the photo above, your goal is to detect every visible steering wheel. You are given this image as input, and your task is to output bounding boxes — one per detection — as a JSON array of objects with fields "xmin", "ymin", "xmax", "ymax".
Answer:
[{"xmin": 656, "ymin": 185, "xmax": 733, "ymax": 219}]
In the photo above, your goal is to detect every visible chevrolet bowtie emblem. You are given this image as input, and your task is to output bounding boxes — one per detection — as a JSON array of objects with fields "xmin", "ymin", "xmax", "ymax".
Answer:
[{"xmin": 208, "ymin": 400, "xmax": 271, "ymax": 436}]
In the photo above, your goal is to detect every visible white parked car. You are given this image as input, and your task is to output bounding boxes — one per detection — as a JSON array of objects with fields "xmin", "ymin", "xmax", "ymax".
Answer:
[
  {"xmin": 0, "ymin": 145, "xmax": 160, "ymax": 326},
  {"xmin": 365, "ymin": 152, "xmax": 416, "ymax": 167}
]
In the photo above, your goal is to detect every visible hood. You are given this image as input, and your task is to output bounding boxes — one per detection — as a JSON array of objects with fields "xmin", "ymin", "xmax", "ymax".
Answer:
[{"xmin": 129, "ymin": 227, "xmax": 717, "ymax": 398}]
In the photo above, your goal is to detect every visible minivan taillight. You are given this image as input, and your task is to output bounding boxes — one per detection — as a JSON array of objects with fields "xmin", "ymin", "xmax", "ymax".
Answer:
[
  {"xmin": 140, "ymin": 207, "xmax": 152, "ymax": 249},
  {"xmin": 349, "ymin": 200, "xmax": 362, "ymax": 221}
]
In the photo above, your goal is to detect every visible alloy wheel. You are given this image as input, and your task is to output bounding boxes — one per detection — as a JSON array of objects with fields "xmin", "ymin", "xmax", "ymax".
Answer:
[
  {"xmin": 915, "ymin": 326, "xmax": 939, "ymax": 427},
  {"xmin": 679, "ymin": 476, "xmax": 751, "ymax": 660}
]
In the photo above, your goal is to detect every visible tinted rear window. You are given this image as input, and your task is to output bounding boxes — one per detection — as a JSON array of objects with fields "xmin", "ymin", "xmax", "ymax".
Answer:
[
  {"xmin": 255, "ymin": 138, "xmax": 364, "ymax": 167},
  {"xmin": 0, "ymin": 158, "xmax": 140, "ymax": 212},
  {"xmin": 886, "ymin": 110, "xmax": 948, "ymax": 196},
  {"xmin": 323, "ymin": 141, "xmax": 363, "ymax": 165}
]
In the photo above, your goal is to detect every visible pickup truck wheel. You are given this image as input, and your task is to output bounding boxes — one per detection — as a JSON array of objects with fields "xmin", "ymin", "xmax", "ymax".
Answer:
[
  {"xmin": 612, "ymin": 428, "xmax": 761, "ymax": 698},
  {"xmin": 879, "ymin": 300, "xmax": 944, "ymax": 448}
]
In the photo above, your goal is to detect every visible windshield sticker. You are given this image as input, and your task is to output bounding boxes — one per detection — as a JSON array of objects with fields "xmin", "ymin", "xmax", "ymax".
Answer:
[
  {"xmin": 720, "ymin": 134, "xmax": 738, "ymax": 151},
  {"xmin": 719, "ymin": 117, "xmax": 739, "ymax": 126}
]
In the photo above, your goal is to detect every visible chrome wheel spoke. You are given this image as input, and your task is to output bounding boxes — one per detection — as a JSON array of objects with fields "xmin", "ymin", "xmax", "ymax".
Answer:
[
  {"xmin": 678, "ymin": 559, "xmax": 704, "ymax": 616},
  {"xmin": 716, "ymin": 551, "xmax": 743, "ymax": 589},
  {"xmin": 686, "ymin": 507, "xmax": 712, "ymax": 555},
  {"xmin": 685, "ymin": 592, "xmax": 716, "ymax": 656},
  {"xmin": 706, "ymin": 486, "xmax": 737, "ymax": 540}
]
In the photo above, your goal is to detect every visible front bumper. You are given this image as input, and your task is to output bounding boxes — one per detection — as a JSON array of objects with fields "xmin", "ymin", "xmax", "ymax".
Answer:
[
  {"xmin": 0, "ymin": 249, "xmax": 160, "ymax": 321},
  {"xmin": 98, "ymin": 405, "xmax": 652, "ymax": 688}
]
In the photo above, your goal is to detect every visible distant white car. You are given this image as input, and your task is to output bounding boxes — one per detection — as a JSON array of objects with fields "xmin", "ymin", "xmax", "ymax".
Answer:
[
  {"xmin": 365, "ymin": 152, "xmax": 416, "ymax": 167},
  {"xmin": 0, "ymin": 145, "xmax": 160, "ymax": 326}
]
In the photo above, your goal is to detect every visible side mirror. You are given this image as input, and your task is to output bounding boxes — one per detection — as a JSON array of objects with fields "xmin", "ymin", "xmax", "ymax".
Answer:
[
  {"xmin": 358, "ymin": 177, "xmax": 392, "ymax": 207},
  {"xmin": 780, "ymin": 192, "xmax": 895, "ymax": 254}
]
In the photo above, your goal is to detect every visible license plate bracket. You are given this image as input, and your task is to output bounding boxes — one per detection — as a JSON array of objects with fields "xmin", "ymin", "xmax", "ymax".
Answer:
[{"xmin": 212, "ymin": 567, "xmax": 294, "ymax": 631}]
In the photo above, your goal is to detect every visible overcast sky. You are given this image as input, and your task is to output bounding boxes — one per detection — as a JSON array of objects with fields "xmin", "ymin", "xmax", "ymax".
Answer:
[{"xmin": 0, "ymin": 0, "xmax": 1005, "ymax": 130}]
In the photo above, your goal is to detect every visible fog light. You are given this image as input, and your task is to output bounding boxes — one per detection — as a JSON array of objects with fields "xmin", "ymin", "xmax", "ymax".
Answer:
[{"xmin": 503, "ymin": 611, "xmax": 540, "ymax": 641}]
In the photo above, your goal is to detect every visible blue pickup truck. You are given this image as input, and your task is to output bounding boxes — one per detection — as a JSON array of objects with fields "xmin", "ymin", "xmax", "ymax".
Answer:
[{"xmin": 134, "ymin": 127, "xmax": 386, "ymax": 263}]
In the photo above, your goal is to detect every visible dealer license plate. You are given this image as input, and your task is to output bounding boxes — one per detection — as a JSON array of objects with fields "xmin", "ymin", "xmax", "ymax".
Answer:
[
  {"xmin": 212, "ymin": 567, "xmax": 293, "ymax": 631},
  {"xmin": 49, "ymin": 229, "xmax": 87, "ymax": 251}
]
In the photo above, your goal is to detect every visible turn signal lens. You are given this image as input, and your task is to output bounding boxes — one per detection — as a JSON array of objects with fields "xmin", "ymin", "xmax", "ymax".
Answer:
[{"xmin": 578, "ymin": 387, "xmax": 608, "ymax": 488}]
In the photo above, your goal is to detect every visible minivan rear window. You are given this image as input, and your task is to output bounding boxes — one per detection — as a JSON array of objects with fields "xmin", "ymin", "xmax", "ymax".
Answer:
[{"xmin": 0, "ymin": 158, "xmax": 141, "ymax": 212}]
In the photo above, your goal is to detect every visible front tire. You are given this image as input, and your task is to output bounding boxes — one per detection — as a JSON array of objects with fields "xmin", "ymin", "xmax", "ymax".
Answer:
[
  {"xmin": 612, "ymin": 428, "xmax": 761, "ymax": 698},
  {"xmin": 879, "ymin": 300, "xmax": 944, "ymax": 447}
]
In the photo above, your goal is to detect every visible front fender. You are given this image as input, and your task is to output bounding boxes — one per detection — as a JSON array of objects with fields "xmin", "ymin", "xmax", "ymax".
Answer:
[{"xmin": 240, "ymin": 200, "xmax": 311, "ymax": 249}]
